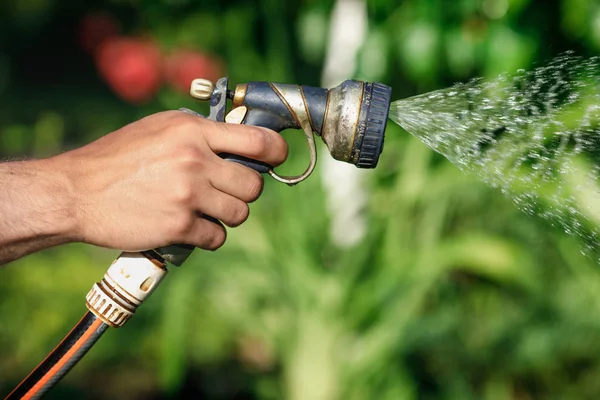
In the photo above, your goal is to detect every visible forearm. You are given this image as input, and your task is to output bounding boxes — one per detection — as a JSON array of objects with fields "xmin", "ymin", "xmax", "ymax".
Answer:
[{"xmin": 0, "ymin": 158, "xmax": 78, "ymax": 265}]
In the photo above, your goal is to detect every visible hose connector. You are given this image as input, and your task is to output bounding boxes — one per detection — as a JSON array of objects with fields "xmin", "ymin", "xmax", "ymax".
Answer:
[{"xmin": 85, "ymin": 252, "xmax": 167, "ymax": 327}]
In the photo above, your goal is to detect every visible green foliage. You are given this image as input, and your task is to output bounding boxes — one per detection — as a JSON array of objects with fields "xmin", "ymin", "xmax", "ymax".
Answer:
[{"xmin": 2, "ymin": 0, "xmax": 600, "ymax": 399}]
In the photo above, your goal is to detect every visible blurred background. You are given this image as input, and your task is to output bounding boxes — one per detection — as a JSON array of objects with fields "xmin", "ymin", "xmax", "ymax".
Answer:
[{"xmin": 2, "ymin": 0, "xmax": 600, "ymax": 399}]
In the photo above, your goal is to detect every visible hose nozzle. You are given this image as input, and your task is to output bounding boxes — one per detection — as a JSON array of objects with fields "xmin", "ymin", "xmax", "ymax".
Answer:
[{"xmin": 191, "ymin": 77, "xmax": 392, "ymax": 183}]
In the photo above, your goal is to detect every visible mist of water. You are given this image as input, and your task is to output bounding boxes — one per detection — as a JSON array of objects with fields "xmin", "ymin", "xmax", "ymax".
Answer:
[{"xmin": 389, "ymin": 52, "xmax": 600, "ymax": 256}]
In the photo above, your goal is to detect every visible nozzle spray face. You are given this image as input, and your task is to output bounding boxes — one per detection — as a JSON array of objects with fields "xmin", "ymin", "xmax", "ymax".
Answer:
[{"xmin": 321, "ymin": 80, "xmax": 392, "ymax": 168}]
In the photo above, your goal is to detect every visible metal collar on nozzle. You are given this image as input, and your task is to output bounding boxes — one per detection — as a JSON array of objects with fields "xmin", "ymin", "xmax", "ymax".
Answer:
[{"xmin": 321, "ymin": 80, "xmax": 392, "ymax": 168}]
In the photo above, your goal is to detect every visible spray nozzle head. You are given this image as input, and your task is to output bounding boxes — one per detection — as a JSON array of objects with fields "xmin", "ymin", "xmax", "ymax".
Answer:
[{"xmin": 321, "ymin": 80, "xmax": 392, "ymax": 169}]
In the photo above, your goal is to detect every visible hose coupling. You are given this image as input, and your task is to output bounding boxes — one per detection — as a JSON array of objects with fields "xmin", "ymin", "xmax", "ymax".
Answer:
[{"xmin": 85, "ymin": 252, "xmax": 168, "ymax": 327}]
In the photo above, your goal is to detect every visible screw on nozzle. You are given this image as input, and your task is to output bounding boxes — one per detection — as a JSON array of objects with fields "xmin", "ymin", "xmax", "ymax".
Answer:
[{"xmin": 190, "ymin": 79, "xmax": 215, "ymax": 100}]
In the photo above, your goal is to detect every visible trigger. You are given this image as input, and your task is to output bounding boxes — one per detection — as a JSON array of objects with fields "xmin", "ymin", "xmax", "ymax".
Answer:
[{"xmin": 225, "ymin": 106, "xmax": 248, "ymax": 124}]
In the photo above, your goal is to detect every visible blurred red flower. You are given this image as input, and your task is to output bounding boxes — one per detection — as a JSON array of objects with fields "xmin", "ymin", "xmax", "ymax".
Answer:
[
  {"xmin": 78, "ymin": 12, "xmax": 120, "ymax": 54},
  {"xmin": 164, "ymin": 50, "xmax": 224, "ymax": 94},
  {"xmin": 96, "ymin": 37, "xmax": 162, "ymax": 104}
]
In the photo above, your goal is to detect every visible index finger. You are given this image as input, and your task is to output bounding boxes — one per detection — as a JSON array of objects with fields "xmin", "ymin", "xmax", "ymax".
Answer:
[{"xmin": 200, "ymin": 119, "xmax": 289, "ymax": 167}]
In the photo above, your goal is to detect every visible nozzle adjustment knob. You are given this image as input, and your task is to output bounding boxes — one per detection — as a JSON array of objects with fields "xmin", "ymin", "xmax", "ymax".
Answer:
[
  {"xmin": 190, "ymin": 79, "xmax": 215, "ymax": 100},
  {"xmin": 355, "ymin": 82, "xmax": 392, "ymax": 168}
]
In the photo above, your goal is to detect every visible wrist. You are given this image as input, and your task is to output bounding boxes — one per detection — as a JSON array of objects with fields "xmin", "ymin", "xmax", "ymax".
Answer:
[{"xmin": 26, "ymin": 157, "xmax": 80, "ymax": 243}]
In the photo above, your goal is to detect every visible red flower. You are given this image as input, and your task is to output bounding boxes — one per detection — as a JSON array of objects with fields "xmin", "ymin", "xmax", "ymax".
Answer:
[
  {"xmin": 78, "ymin": 12, "xmax": 120, "ymax": 54},
  {"xmin": 96, "ymin": 37, "xmax": 162, "ymax": 104},
  {"xmin": 164, "ymin": 50, "xmax": 224, "ymax": 94}
]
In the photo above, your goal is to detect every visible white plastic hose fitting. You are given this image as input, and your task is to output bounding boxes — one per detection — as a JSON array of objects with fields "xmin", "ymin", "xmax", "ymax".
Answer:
[{"xmin": 86, "ymin": 252, "xmax": 168, "ymax": 327}]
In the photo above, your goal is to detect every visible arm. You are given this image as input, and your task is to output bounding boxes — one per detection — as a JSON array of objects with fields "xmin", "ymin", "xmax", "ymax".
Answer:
[
  {"xmin": 0, "ymin": 159, "xmax": 77, "ymax": 264},
  {"xmin": 0, "ymin": 111, "xmax": 288, "ymax": 266}
]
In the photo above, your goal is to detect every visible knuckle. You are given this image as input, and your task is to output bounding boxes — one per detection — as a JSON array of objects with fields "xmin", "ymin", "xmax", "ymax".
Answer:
[
  {"xmin": 228, "ymin": 202, "xmax": 250, "ymax": 227},
  {"xmin": 169, "ymin": 114, "xmax": 198, "ymax": 136},
  {"xmin": 167, "ymin": 111, "xmax": 191, "ymax": 127},
  {"xmin": 207, "ymin": 225, "xmax": 227, "ymax": 250},
  {"xmin": 153, "ymin": 110, "xmax": 178, "ymax": 123},
  {"xmin": 247, "ymin": 128, "xmax": 269, "ymax": 156},
  {"xmin": 174, "ymin": 146, "xmax": 204, "ymax": 167},
  {"xmin": 244, "ymin": 173, "xmax": 264, "ymax": 202},
  {"xmin": 170, "ymin": 214, "xmax": 195, "ymax": 239},
  {"xmin": 171, "ymin": 180, "xmax": 195, "ymax": 205}
]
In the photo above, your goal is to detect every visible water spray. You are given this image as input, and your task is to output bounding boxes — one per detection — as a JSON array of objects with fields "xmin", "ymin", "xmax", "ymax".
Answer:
[
  {"xmin": 6, "ymin": 77, "xmax": 392, "ymax": 399},
  {"xmin": 389, "ymin": 53, "xmax": 600, "ymax": 258}
]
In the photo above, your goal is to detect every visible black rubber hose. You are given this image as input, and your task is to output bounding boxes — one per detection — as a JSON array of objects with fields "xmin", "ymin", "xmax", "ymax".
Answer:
[{"xmin": 5, "ymin": 311, "xmax": 108, "ymax": 400}]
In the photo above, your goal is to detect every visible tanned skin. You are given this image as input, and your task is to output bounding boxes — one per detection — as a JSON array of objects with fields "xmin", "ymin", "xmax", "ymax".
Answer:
[{"xmin": 0, "ymin": 111, "xmax": 288, "ymax": 266}]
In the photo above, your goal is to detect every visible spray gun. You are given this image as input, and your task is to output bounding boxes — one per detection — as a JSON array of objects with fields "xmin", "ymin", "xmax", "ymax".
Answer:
[{"xmin": 7, "ymin": 78, "xmax": 392, "ymax": 399}]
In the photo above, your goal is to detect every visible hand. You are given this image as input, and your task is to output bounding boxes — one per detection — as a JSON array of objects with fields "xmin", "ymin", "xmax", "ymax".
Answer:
[{"xmin": 52, "ymin": 111, "xmax": 288, "ymax": 251}]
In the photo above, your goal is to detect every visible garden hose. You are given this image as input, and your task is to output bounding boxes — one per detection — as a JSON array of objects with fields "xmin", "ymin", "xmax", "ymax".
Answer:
[
  {"xmin": 5, "ymin": 312, "xmax": 108, "ymax": 400},
  {"xmin": 5, "ymin": 249, "xmax": 167, "ymax": 399}
]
